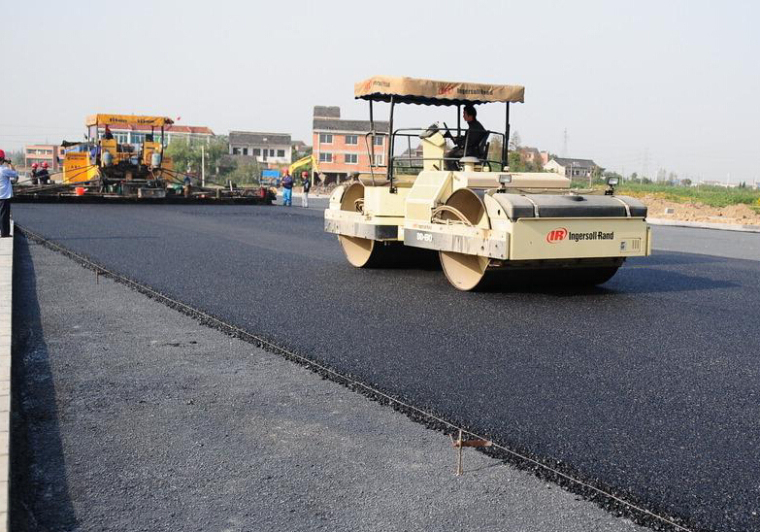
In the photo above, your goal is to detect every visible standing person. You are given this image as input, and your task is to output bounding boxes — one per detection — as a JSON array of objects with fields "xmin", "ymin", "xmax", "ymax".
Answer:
[
  {"xmin": 0, "ymin": 150, "xmax": 17, "ymax": 238},
  {"xmin": 281, "ymin": 168, "xmax": 293, "ymax": 206},
  {"xmin": 30, "ymin": 163, "xmax": 39, "ymax": 185},
  {"xmin": 37, "ymin": 162, "xmax": 50, "ymax": 184},
  {"xmin": 301, "ymin": 171, "xmax": 310, "ymax": 208}
]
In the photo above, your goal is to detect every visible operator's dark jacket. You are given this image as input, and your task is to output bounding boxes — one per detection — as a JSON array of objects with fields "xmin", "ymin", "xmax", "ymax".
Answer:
[{"xmin": 454, "ymin": 120, "xmax": 487, "ymax": 157}]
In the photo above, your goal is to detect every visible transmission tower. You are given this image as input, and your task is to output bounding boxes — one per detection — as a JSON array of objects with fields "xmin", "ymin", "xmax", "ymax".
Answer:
[{"xmin": 562, "ymin": 128, "xmax": 568, "ymax": 157}]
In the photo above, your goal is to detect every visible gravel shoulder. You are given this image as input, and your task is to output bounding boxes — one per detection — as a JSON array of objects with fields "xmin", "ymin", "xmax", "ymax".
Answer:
[{"xmin": 11, "ymin": 236, "xmax": 644, "ymax": 531}]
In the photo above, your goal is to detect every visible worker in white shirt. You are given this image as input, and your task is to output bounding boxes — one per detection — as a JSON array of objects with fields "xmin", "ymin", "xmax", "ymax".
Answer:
[{"xmin": 0, "ymin": 150, "xmax": 18, "ymax": 237}]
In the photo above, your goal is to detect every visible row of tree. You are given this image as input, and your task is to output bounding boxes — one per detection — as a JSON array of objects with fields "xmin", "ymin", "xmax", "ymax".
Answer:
[{"xmin": 164, "ymin": 136, "xmax": 265, "ymax": 185}]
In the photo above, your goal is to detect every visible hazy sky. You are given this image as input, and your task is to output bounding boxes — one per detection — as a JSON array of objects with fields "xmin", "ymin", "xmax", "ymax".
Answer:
[{"xmin": 3, "ymin": 0, "xmax": 759, "ymax": 183}]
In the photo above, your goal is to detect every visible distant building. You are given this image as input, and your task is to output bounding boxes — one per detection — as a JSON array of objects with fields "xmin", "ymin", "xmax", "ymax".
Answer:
[
  {"xmin": 312, "ymin": 106, "xmax": 389, "ymax": 183},
  {"xmin": 228, "ymin": 131, "xmax": 292, "ymax": 166},
  {"xmin": 291, "ymin": 140, "xmax": 310, "ymax": 159},
  {"xmin": 518, "ymin": 147, "xmax": 549, "ymax": 167},
  {"xmin": 94, "ymin": 124, "xmax": 214, "ymax": 149},
  {"xmin": 701, "ymin": 180, "xmax": 739, "ymax": 189},
  {"xmin": 544, "ymin": 157, "xmax": 599, "ymax": 178},
  {"xmin": 24, "ymin": 144, "xmax": 65, "ymax": 170}
]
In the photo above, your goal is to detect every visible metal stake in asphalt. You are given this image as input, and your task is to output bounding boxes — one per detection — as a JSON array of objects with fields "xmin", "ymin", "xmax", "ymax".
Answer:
[{"xmin": 451, "ymin": 429, "xmax": 492, "ymax": 476}]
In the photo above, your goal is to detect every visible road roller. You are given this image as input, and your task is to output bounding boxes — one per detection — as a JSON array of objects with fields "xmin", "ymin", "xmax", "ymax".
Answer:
[{"xmin": 324, "ymin": 76, "xmax": 651, "ymax": 290}]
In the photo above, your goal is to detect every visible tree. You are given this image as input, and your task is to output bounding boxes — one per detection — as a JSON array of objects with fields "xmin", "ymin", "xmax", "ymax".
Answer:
[
  {"xmin": 487, "ymin": 137, "xmax": 504, "ymax": 163},
  {"xmin": 206, "ymin": 136, "xmax": 228, "ymax": 172},
  {"xmin": 165, "ymin": 139, "xmax": 201, "ymax": 173},
  {"xmin": 165, "ymin": 136, "xmax": 229, "ymax": 176},
  {"xmin": 508, "ymin": 151, "xmax": 525, "ymax": 172},
  {"xmin": 227, "ymin": 159, "xmax": 262, "ymax": 185},
  {"xmin": 681, "ymin": 178, "xmax": 692, "ymax": 186},
  {"xmin": 9, "ymin": 150, "xmax": 24, "ymax": 167},
  {"xmin": 509, "ymin": 131, "xmax": 522, "ymax": 151}
]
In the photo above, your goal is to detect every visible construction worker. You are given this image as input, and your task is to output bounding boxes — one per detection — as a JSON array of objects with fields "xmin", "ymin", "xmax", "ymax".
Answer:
[
  {"xmin": 30, "ymin": 163, "xmax": 39, "ymax": 185},
  {"xmin": 301, "ymin": 171, "xmax": 310, "ymax": 208},
  {"xmin": 37, "ymin": 162, "xmax": 50, "ymax": 185},
  {"xmin": 281, "ymin": 168, "xmax": 293, "ymax": 206},
  {"xmin": 0, "ymin": 150, "xmax": 17, "ymax": 237}
]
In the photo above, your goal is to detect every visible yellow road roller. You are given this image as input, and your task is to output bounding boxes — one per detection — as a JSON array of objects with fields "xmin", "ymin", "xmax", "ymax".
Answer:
[{"xmin": 324, "ymin": 76, "xmax": 651, "ymax": 290}]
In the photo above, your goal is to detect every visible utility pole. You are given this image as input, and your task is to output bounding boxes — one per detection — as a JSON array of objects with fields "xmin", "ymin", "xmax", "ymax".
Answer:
[{"xmin": 201, "ymin": 145, "xmax": 206, "ymax": 187}]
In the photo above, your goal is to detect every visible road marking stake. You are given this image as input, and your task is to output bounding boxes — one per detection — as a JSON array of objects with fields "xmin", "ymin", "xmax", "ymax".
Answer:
[{"xmin": 451, "ymin": 429, "xmax": 492, "ymax": 476}]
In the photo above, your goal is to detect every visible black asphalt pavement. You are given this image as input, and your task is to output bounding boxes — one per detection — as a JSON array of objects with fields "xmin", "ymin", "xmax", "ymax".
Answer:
[
  {"xmin": 13, "ymin": 203, "xmax": 760, "ymax": 532},
  {"xmin": 12, "ymin": 232, "xmax": 647, "ymax": 532}
]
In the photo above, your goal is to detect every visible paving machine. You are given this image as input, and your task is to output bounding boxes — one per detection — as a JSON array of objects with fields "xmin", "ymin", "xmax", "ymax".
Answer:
[
  {"xmin": 324, "ymin": 76, "xmax": 652, "ymax": 290},
  {"xmin": 61, "ymin": 114, "xmax": 175, "ymax": 197}
]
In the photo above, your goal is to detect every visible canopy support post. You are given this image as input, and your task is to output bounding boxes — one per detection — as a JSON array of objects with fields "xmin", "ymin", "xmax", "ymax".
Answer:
[
  {"xmin": 503, "ymin": 103, "xmax": 510, "ymax": 170},
  {"xmin": 369, "ymin": 101, "xmax": 376, "ymax": 180},
  {"xmin": 389, "ymin": 96, "xmax": 396, "ymax": 193},
  {"xmin": 457, "ymin": 104, "xmax": 461, "ymax": 136}
]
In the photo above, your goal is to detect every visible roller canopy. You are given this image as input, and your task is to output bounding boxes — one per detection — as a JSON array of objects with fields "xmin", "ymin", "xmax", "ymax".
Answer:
[{"xmin": 354, "ymin": 76, "xmax": 525, "ymax": 106}]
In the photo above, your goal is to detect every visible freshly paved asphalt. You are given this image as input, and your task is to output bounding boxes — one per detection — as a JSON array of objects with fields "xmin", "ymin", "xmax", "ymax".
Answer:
[
  {"xmin": 13, "ymin": 202, "xmax": 760, "ymax": 532},
  {"xmin": 12, "ymin": 237, "xmax": 646, "ymax": 531}
]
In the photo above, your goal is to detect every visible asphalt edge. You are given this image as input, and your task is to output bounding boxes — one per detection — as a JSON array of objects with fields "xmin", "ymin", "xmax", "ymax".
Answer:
[
  {"xmin": 0, "ymin": 222, "xmax": 13, "ymax": 532},
  {"xmin": 648, "ymin": 217, "xmax": 760, "ymax": 233}
]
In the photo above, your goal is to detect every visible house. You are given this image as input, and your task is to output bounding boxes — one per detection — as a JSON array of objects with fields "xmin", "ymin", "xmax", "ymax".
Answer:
[
  {"xmin": 291, "ymin": 140, "xmax": 310, "ymax": 159},
  {"xmin": 24, "ymin": 144, "xmax": 66, "ymax": 171},
  {"xmin": 228, "ymin": 131, "xmax": 292, "ymax": 165},
  {"xmin": 518, "ymin": 147, "xmax": 549, "ymax": 167},
  {"xmin": 544, "ymin": 157, "xmax": 599, "ymax": 178},
  {"xmin": 312, "ymin": 106, "xmax": 389, "ymax": 184}
]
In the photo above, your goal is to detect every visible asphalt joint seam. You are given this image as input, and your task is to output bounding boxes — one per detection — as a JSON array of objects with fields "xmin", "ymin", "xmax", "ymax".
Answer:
[{"xmin": 16, "ymin": 225, "xmax": 698, "ymax": 532}]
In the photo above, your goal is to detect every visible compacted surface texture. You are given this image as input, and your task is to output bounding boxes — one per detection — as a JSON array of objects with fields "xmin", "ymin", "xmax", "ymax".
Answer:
[
  {"xmin": 10, "ymin": 237, "xmax": 646, "ymax": 532},
  {"xmin": 12, "ymin": 203, "xmax": 760, "ymax": 532}
]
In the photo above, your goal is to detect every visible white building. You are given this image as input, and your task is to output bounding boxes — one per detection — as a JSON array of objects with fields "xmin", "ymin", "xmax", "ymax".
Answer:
[
  {"xmin": 229, "ymin": 131, "xmax": 292, "ymax": 165},
  {"xmin": 544, "ymin": 157, "xmax": 599, "ymax": 178}
]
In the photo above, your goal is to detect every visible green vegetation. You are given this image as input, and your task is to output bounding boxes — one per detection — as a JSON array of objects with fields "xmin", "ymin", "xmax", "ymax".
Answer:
[
  {"xmin": 9, "ymin": 150, "xmax": 24, "ymax": 167},
  {"xmin": 614, "ymin": 182, "xmax": 760, "ymax": 208},
  {"xmin": 164, "ymin": 135, "xmax": 263, "ymax": 186},
  {"xmin": 226, "ymin": 160, "xmax": 262, "ymax": 186},
  {"xmin": 165, "ymin": 136, "xmax": 229, "ymax": 176}
]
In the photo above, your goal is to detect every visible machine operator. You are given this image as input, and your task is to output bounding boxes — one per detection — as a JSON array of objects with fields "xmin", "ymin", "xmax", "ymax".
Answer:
[{"xmin": 443, "ymin": 104, "xmax": 488, "ymax": 170}]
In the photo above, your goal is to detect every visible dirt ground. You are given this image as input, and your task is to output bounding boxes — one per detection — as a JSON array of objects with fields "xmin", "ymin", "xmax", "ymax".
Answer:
[{"xmin": 629, "ymin": 195, "xmax": 760, "ymax": 225}]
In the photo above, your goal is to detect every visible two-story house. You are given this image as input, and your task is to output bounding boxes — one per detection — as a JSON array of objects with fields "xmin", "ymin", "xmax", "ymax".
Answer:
[
  {"xmin": 312, "ymin": 106, "xmax": 389, "ymax": 184},
  {"xmin": 229, "ymin": 131, "xmax": 292, "ymax": 166}
]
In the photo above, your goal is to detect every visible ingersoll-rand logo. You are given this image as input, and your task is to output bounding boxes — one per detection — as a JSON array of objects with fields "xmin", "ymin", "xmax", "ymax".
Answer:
[
  {"xmin": 547, "ymin": 227, "xmax": 615, "ymax": 243},
  {"xmin": 546, "ymin": 228, "xmax": 568, "ymax": 243}
]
